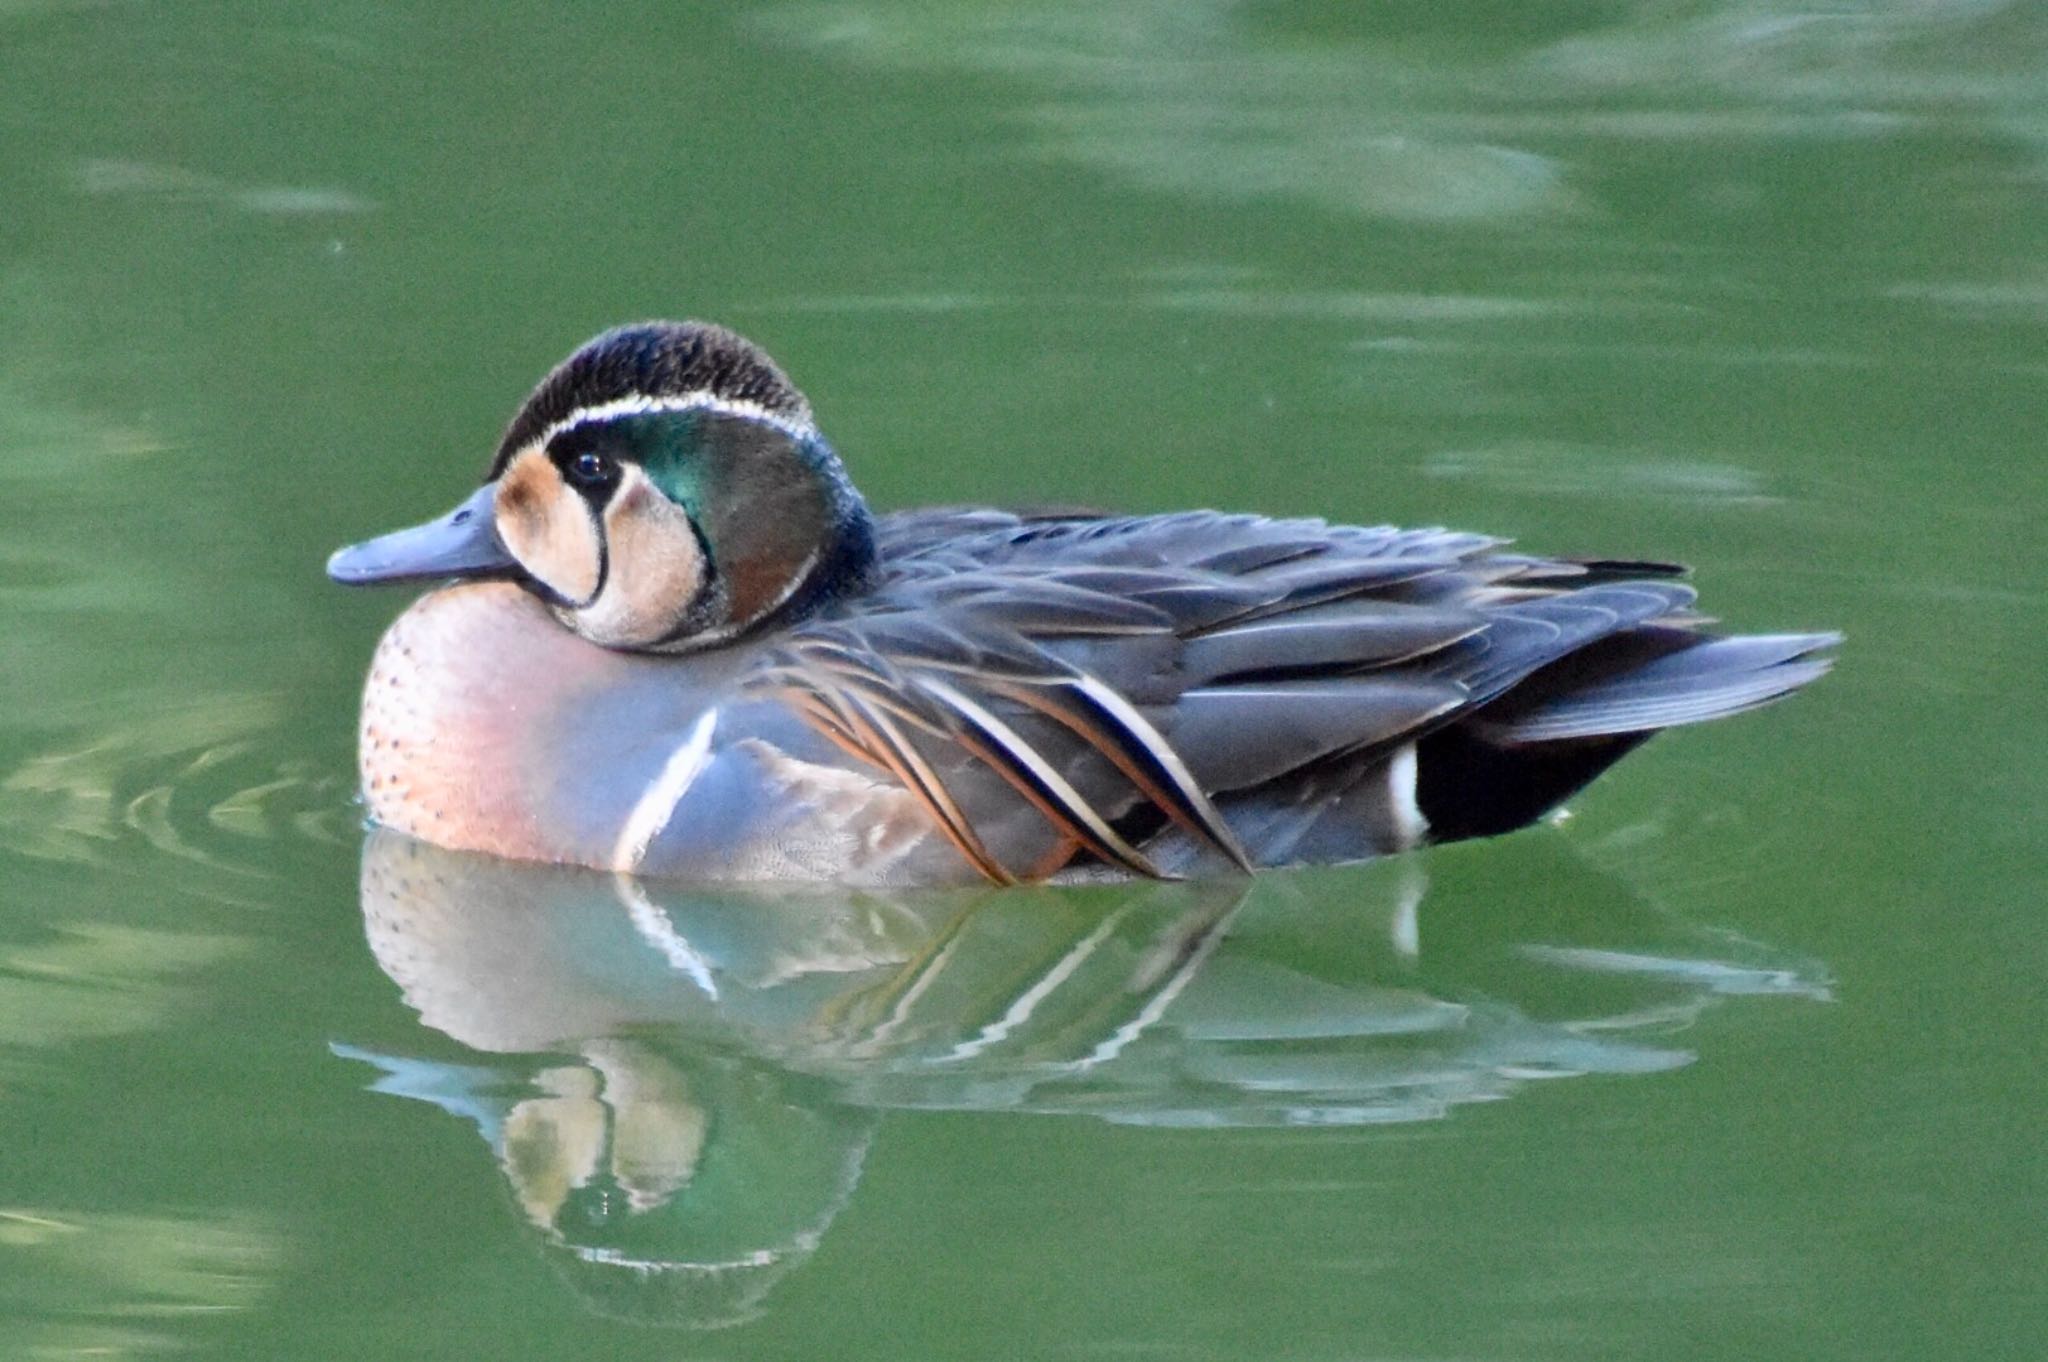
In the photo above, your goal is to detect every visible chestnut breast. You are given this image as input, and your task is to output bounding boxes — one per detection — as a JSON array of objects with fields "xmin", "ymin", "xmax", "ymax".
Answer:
[{"xmin": 357, "ymin": 583, "xmax": 951, "ymax": 882}]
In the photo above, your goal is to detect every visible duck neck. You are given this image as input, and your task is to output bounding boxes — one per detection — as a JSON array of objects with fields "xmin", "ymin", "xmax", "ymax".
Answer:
[
  {"xmin": 666, "ymin": 421, "xmax": 879, "ymax": 649},
  {"xmin": 764, "ymin": 436, "xmax": 880, "ymax": 630}
]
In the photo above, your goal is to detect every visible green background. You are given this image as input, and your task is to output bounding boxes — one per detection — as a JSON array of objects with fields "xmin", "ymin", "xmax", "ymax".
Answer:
[{"xmin": 1, "ymin": 1, "xmax": 2041, "ymax": 1358}]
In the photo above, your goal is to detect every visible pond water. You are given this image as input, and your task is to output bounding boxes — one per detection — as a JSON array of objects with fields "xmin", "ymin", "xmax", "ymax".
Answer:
[{"xmin": 2, "ymin": 2, "xmax": 2042, "ymax": 1358}]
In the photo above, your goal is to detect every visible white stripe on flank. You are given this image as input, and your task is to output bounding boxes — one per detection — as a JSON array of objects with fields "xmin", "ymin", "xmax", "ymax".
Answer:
[
  {"xmin": 1069, "ymin": 673, "xmax": 1252, "ymax": 869},
  {"xmin": 611, "ymin": 709, "xmax": 720, "ymax": 873},
  {"xmin": 537, "ymin": 392, "xmax": 816, "ymax": 452},
  {"xmin": 1387, "ymin": 743, "xmax": 1426, "ymax": 849},
  {"xmin": 913, "ymin": 674, "xmax": 1159, "ymax": 877}
]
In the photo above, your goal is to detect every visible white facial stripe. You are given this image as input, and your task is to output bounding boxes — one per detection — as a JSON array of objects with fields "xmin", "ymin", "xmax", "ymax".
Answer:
[{"xmin": 537, "ymin": 392, "xmax": 816, "ymax": 452}]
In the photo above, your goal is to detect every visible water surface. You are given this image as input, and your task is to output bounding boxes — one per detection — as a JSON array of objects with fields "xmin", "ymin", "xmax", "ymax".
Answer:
[{"xmin": 1, "ymin": 2, "xmax": 2042, "ymax": 1358}]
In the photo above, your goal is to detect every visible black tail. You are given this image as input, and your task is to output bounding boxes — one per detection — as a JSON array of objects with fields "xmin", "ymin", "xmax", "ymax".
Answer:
[{"xmin": 1417, "ymin": 627, "xmax": 1838, "ymax": 843}]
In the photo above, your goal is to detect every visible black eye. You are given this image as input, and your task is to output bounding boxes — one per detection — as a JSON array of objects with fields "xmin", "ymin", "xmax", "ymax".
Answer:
[{"xmin": 565, "ymin": 451, "xmax": 613, "ymax": 487}]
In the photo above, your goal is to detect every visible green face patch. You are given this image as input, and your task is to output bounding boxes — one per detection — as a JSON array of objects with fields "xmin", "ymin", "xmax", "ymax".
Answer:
[{"xmin": 547, "ymin": 410, "xmax": 704, "ymax": 517}]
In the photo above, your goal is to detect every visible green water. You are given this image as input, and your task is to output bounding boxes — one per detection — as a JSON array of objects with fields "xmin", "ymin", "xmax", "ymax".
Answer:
[{"xmin": 2, "ymin": 1, "xmax": 2042, "ymax": 1357}]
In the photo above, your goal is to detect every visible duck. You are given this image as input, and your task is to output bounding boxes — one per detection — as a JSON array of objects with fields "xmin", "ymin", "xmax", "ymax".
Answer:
[{"xmin": 328, "ymin": 320, "xmax": 1836, "ymax": 887}]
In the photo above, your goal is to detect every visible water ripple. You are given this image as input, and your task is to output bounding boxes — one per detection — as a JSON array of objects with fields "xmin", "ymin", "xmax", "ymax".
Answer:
[{"xmin": 0, "ymin": 695, "xmax": 355, "ymax": 881}]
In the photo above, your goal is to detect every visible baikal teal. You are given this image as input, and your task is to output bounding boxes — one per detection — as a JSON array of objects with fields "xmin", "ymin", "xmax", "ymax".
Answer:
[
  {"xmin": 14, "ymin": 4, "xmax": 2044, "ymax": 1356},
  {"xmin": 328, "ymin": 321, "xmax": 1837, "ymax": 887}
]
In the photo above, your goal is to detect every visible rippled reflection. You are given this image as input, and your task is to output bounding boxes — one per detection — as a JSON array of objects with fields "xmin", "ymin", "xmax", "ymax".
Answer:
[
  {"xmin": 0, "ymin": 690, "xmax": 350, "ymax": 1092},
  {"xmin": 0, "ymin": 1207, "xmax": 279, "ymax": 1358},
  {"xmin": 339, "ymin": 831, "xmax": 1827, "ymax": 1328},
  {"xmin": 0, "ymin": 695, "xmax": 351, "ymax": 875}
]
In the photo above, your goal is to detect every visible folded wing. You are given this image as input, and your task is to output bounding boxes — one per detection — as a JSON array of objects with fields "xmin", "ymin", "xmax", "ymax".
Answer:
[{"xmin": 748, "ymin": 510, "xmax": 1835, "ymax": 882}]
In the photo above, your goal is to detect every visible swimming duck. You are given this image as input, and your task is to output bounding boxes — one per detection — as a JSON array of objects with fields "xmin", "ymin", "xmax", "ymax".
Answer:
[{"xmin": 328, "ymin": 321, "xmax": 1835, "ymax": 886}]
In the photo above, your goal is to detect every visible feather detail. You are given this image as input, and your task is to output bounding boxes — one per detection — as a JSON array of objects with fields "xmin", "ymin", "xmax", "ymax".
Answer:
[
  {"xmin": 738, "ymin": 507, "xmax": 1832, "ymax": 883},
  {"xmin": 913, "ymin": 674, "xmax": 1164, "ymax": 879},
  {"xmin": 1479, "ymin": 632, "xmax": 1840, "ymax": 741},
  {"xmin": 809, "ymin": 670, "xmax": 1016, "ymax": 885},
  {"xmin": 989, "ymin": 675, "xmax": 1254, "ymax": 873}
]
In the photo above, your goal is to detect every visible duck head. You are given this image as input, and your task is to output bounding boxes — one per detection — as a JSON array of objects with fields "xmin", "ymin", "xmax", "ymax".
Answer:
[{"xmin": 328, "ymin": 321, "xmax": 877, "ymax": 651}]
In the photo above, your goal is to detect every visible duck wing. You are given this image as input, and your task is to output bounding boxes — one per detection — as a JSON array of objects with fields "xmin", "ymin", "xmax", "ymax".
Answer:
[{"xmin": 748, "ymin": 509, "xmax": 1834, "ymax": 882}]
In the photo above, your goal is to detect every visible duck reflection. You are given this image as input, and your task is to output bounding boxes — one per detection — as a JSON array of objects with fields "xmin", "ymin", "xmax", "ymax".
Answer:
[{"xmin": 337, "ymin": 829, "xmax": 1826, "ymax": 1327}]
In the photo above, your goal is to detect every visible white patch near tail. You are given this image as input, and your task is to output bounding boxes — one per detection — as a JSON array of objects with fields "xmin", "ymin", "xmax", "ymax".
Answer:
[{"xmin": 1388, "ymin": 743, "xmax": 1427, "ymax": 849}]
